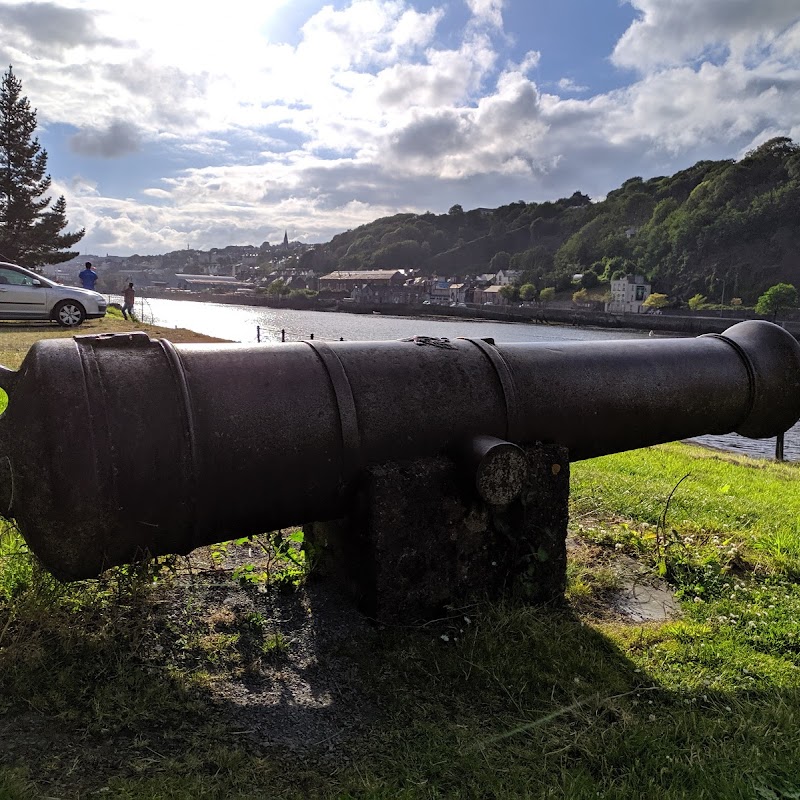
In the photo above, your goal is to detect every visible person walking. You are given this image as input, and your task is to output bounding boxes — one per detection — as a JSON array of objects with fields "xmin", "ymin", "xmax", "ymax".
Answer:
[
  {"xmin": 122, "ymin": 282, "xmax": 135, "ymax": 320},
  {"xmin": 78, "ymin": 261, "xmax": 98, "ymax": 291}
]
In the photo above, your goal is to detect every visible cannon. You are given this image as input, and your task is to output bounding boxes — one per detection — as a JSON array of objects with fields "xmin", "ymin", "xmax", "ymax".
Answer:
[{"xmin": 0, "ymin": 320, "xmax": 798, "ymax": 619}]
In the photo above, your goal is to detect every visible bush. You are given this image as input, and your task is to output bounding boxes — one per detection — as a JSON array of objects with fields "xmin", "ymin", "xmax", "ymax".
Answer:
[{"xmin": 687, "ymin": 293, "xmax": 707, "ymax": 311}]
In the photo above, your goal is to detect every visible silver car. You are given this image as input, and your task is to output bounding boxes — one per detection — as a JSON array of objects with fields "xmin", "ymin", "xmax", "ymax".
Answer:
[{"xmin": 0, "ymin": 262, "xmax": 106, "ymax": 327}]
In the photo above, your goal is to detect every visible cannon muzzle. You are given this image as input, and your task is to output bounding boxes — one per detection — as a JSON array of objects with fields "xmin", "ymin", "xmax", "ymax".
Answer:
[{"xmin": 0, "ymin": 320, "xmax": 798, "ymax": 581}]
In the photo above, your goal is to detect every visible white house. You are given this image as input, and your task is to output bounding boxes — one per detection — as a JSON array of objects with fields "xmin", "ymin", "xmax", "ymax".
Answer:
[
  {"xmin": 495, "ymin": 269, "xmax": 522, "ymax": 286},
  {"xmin": 449, "ymin": 283, "xmax": 467, "ymax": 304},
  {"xmin": 606, "ymin": 274, "xmax": 651, "ymax": 314}
]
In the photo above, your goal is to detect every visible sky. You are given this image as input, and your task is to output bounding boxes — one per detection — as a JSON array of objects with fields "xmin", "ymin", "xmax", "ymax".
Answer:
[{"xmin": 1, "ymin": 0, "xmax": 799, "ymax": 257}]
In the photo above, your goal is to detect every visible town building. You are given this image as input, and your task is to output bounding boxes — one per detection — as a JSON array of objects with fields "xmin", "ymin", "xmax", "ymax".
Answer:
[
  {"xmin": 448, "ymin": 283, "xmax": 467, "ymax": 304},
  {"xmin": 350, "ymin": 283, "xmax": 423, "ymax": 305},
  {"xmin": 474, "ymin": 285, "xmax": 508, "ymax": 306},
  {"xmin": 429, "ymin": 279, "xmax": 451, "ymax": 304},
  {"xmin": 495, "ymin": 269, "xmax": 522, "ymax": 286},
  {"xmin": 605, "ymin": 274, "xmax": 652, "ymax": 313},
  {"xmin": 319, "ymin": 270, "xmax": 406, "ymax": 292},
  {"xmin": 175, "ymin": 274, "xmax": 249, "ymax": 292}
]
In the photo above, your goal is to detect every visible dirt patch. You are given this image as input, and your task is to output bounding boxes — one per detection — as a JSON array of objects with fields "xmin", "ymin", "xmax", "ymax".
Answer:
[{"xmin": 567, "ymin": 535, "xmax": 682, "ymax": 623}]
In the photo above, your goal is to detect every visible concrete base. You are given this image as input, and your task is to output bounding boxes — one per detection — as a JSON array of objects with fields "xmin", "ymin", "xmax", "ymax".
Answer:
[{"xmin": 304, "ymin": 443, "xmax": 569, "ymax": 622}]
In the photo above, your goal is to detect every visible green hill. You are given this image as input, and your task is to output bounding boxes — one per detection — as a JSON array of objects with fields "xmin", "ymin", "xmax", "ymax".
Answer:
[{"xmin": 300, "ymin": 137, "xmax": 800, "ymax": 303}]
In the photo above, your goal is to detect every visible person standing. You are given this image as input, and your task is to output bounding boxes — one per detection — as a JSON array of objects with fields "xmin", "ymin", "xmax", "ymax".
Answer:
[
  {"xmin": 122, "ymin": 282, "xmax": 135, "ymax": 320},
  {"xmin": 79, "ymin": 261, "xmax": 98, "ymax": 291}
]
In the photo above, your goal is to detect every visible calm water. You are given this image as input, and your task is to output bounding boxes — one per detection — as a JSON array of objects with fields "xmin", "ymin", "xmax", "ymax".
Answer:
[
  {"xmin": 137, "ymin": 297, "xmax": 650, "ymax": 345},
  {"xmin": 131, "ymin": 297, "xmax": 798, "ymax": 462}
]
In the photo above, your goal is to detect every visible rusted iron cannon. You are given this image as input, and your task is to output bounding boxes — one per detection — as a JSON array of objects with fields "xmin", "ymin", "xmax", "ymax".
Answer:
[{"xmin": 0, "ymin": 320, "xmax": 798, "ymax": 617}]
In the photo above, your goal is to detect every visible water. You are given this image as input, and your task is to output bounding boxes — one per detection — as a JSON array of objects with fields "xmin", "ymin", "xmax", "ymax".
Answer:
[
  {"xmin": 137, "ymin": 297, "xmax": 650, "ymax": 345},
  {"xmin": 132, "ymin": 297, "xmax": 799, "ymax": 462}
]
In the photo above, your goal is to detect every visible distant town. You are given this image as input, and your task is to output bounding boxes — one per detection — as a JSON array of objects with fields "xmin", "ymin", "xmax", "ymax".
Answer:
[{"xmin": 44, "ymin": 234, "xmax": 654, "ymax": 316}]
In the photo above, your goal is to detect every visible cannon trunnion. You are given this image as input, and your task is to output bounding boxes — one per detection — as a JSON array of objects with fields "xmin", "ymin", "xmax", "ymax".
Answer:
[{"xmin": 0, "ymin": 321, "xmax": 798, "ymax": 620}]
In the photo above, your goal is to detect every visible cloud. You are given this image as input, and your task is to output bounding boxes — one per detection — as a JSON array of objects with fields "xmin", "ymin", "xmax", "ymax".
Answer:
[
  {"xmin": 465, "ymin": 0, "xmax": 505, "ymax": 29},
  {"xmin": 519, "ymin": 50, "xmax": 541, "ymax": 73},
  {"xmin": 375, "ymin": 39, "xmax": 494, "ymax": 107},
  {"xmin": 0, "ymin": 2, "xmax": 120, "ymax": 51},
  {"xmin": 101, "ymin": 60, "xmax": 209, "ymax": 128},
  {"xmin": 297, "ymin": 0, "xmax": 443, "ymax": 71},
  {"xmin": 613, "ymin": 0, "xmax": 800, "ymax": 70},
  {"xmin": 69, "ymin": 120, "xmax": 142, "ymax": 158},
  {"xmin": 557, "ymin": 78, "xmax": 588, "ymax": 94}
]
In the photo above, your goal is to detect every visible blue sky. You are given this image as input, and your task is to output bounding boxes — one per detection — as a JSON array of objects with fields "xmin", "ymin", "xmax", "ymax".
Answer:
[{"xmin": 1, "ymin": 0, "xmax": 798, "ymax": 256}]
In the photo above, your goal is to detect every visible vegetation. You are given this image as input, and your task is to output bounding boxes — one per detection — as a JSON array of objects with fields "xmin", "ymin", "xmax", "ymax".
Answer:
[
  {"xmin": 539, "ymin": 286, "xmax": 556, "ymax": 304},
  {"xmin": 687, "ymin": 293, "xmax": 708, "ymax": 311},
  {"xmin": 300, "ymin": 137, "xmax": 800, "ymax": 305},
  {"xmin": 643, "ymin": 292, "xmax": 669, "ymax": 310},
  {"xmin": 572, "ymin": 287, "xmax": 590, "ymax": 304},
  {"xmin": 519, "ymin": 282, "xmax": 537, "ymax": 301},
  {"xmin": 756, "ymin": 283, "xmax": 798, "ymax": 321},
  {"xmin": 0, "ymin": 67, "xmax": 84, "ymax": 267}
]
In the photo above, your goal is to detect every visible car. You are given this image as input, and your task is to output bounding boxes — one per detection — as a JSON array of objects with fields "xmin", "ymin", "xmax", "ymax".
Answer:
[{"xmin": 0, "ymin": 262, "xmax": 106, "ymax": 327}]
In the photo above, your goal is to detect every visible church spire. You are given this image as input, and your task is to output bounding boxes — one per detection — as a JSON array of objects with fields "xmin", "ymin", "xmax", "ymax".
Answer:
[{"xmin": 283, "ymin": 230, "xmax": 289, "ymax": 248}]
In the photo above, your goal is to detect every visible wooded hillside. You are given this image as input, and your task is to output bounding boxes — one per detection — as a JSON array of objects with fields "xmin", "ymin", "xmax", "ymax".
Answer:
[{"xmin": 299, "ymin": 137, "xmax": 800, "ymax": 302}]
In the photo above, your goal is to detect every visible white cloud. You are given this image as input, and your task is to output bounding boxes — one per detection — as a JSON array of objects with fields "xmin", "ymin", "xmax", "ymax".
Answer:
[
  {"xmin": 519, "ymin": 50, "xmax": 541, "ymax": 73},
  {"xmin": 614, "ymin": 0, "xmax": 800, "ymax": 71},
  {"xmin": 557, "ymin": 78, "xmax": 588, "ymax": 94},
  {"xmin": 297, "ymin": 0, "xmax": 442, "ymax": 71},
  {"xmin": 374, "ymin": 38, "xmax": 495, "ymax": 108},
  {"xmin": 465, "ymin": 0, "xmax": 505, "ymax": 29}
]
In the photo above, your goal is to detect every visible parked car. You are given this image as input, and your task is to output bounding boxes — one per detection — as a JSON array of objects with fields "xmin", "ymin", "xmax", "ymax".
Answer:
[{"xmin": 0, "ymin": 262, "xmax": 106, "ymax": 326}]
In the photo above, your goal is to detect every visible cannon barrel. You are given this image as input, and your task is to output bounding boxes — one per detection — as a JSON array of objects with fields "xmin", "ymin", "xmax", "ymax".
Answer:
[{"xmin": 0, "ymin": 320, "xmax": 798, "ymax": 581}]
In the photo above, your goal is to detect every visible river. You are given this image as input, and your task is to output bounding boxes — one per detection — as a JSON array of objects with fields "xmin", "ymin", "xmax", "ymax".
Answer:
[{"xmin": 131, "ymin": 297, "xmax": 798, "ymax": 462}]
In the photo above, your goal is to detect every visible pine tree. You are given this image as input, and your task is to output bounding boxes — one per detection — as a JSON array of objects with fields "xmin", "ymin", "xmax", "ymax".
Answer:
[{"xmin": 0, "ymin": 66, "xmax": 84, "ymax": 268}]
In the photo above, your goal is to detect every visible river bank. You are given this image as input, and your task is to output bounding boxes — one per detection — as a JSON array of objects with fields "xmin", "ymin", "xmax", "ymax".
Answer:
[{"xmin": 138, "ymin": 289, "xmax": 800, "ymax": 339}]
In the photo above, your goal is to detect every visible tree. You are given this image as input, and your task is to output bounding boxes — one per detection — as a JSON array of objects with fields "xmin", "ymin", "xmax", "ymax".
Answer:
[
  {"xmin": 755, "ymin": 283, "xmax": 798, "ymax": 321},
  {"xmin": 519, "ymin": 283, "xmax": 537, "ymax": 301},
  {"xmin": 448, "ymin": 204, "xmax": 463, "ymax": 216},
  {"xmin": 539, "ymin": 287, "xmax": 556, "ymax": 304},
  {"xmin": 0, "ymin": 67, "xmax": 84, "ymax": 267},
  {"xmin": 499, "ymin": 284, "xmax": 518, "ymax": 302},
  {"xmin": 580, "ymin": 269, "xmax": 599, "ymax": 289},
  {"xmin": 643, "ymin": 292, "xmax": 669, "ymax": 310},
  {"xmin": 572, "ymin": 288, "xmax": 590, "ymax": 305},
  {"xmin": 267, "ymin": 278, "xmax": 290, "ymax": 296}
]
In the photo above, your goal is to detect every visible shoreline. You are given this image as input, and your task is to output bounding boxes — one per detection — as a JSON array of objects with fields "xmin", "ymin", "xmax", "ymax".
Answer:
[{"xmin": 136, "ymin": 290, "xmax": 800, "ymax": 339}]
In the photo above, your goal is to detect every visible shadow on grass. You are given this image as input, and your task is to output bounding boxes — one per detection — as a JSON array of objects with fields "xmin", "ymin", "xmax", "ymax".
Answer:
[{"xmin": 1, "ymin": 576, "xmax": 799, "ymax": 799}]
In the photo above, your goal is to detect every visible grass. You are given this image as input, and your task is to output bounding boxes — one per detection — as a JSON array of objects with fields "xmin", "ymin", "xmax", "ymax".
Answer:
[
  {"xmin": 0, "ymin": 309, "xmax": 228, "ymax": 371},
  {"xmin": 0, "ymin": 319, "xmax": 799, "ymax": 797},
  {"xmin": 571, "ymin": 443, "xmax": 800, "ymax": 576}
]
